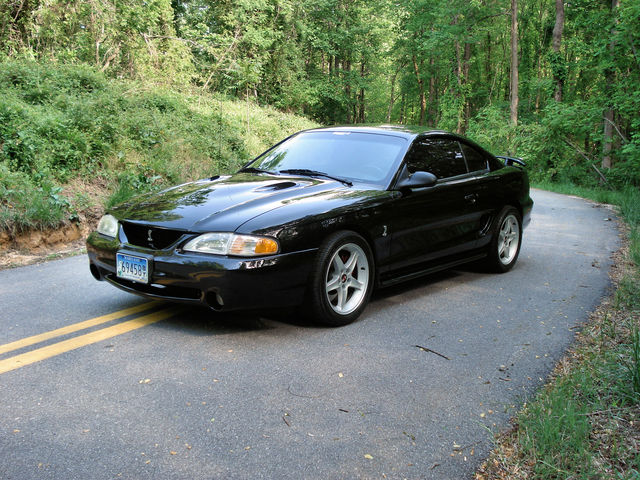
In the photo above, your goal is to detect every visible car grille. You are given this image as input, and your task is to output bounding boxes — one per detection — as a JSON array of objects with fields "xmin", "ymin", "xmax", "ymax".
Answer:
[{"xmin": 121, "ymin": 222, "xmax": 185, "ymax": 250}]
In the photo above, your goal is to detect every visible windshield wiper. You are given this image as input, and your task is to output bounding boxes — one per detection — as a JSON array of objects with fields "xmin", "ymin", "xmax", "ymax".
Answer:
[
  {"xmin": 278, "ymin": 169, "xmax": 353, "ymax": 186},
  {"xmin": 237, "ymin": 166, "xmax": 277, "ymax": 175}
]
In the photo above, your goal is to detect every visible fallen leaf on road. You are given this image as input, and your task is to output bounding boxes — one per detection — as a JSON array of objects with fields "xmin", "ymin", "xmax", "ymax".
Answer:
[{"xmin": 364, "ymin": 454, "xmax": 373, "ymax": 460}]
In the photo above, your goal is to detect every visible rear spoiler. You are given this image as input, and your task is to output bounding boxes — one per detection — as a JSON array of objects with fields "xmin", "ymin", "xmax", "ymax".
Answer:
[{"xmin": 496, "ymin": 155, "xmax": 526, "ymax": 167}]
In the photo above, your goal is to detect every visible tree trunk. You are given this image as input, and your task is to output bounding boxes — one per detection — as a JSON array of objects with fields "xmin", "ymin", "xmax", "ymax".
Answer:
[
  {"xmin": 345, "ymin": 59, "xmax": 352, "ymax": 123},
  {"xmin": 412, "ymin": 55, "xmax": 426, "ymax": 125},
  {"xmin": 462, "ymin": 42, "xmax": 471, "ymax": 134},
  {"xmin": 455, "ymin": 38, "xmax": 463, "ymax": 133},
  {"xmin": 552, "ymin": 0, "xmax": 564, "ymax": 102},
  {"xmin": 428, "ymin": 56, "xmax": 436, "ymax": 127},
  {"xmin": 358, "ymin": 61, "xmax": 366, "ymax": 123},
  {"xmin": 510, "ymin": 0, "xmax": 519, "ymax": 125},
  {"xmin": 602, "ymin": 0, "xmax": 619, "ymax": 169},
  {"xmin": 387, "ymin": 69, "xmax": 398, "ymax": 123},
  {"xmin": 485, "ymin": 32, "xmax": 491, "ymax": 82}
]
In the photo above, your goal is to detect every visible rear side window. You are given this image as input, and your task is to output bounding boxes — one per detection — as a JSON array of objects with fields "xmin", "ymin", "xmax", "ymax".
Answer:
[
  {"xmin": 404, "ymin": 138, "xmax": 467, "ymax": 179},
  {"xmin": 460, "ymin": 142, "xmax": 488, "ymax": 172}
]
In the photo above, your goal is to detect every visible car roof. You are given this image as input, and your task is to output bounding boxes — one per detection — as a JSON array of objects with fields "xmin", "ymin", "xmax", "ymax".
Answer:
[{"xmin": 304, "ymin": 125, "xmax": 460, "ymax": 141}]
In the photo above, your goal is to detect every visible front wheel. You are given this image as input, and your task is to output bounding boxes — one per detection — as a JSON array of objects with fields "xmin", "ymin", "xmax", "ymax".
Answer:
[
  {"xmin": 306, "ymin": 231, "xmax": 374, "ymax": 326},
  {"xmin": 485, "ymin": 206, "xmax": 522, "ymax": 273}
]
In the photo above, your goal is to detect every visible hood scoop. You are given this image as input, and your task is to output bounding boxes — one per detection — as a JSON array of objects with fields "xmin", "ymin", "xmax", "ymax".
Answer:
[{"xmin": 254, "ymin": 181, "xmax": 298, "ymax": 192}]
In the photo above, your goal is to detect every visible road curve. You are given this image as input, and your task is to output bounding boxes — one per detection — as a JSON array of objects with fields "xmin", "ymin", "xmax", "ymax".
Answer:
[{"xmin": 0, "ymin": 189, "xmax": 619, "ymax": 479}]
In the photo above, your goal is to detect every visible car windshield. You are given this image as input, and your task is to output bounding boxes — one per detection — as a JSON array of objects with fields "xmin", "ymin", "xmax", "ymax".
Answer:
[{"xmin": 250, "ymin": 131, "xmax": 407, "ymax": 186}]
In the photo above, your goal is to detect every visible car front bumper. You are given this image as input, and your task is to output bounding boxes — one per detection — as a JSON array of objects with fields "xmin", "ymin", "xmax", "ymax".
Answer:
[{"xmin": 87, "ymin": 232, "xmax": 317, "ymax": 312}]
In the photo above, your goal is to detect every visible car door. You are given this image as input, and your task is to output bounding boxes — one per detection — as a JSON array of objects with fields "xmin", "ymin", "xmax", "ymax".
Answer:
[
  {"xmin": 457, "ymin": 140, "xmax": 503, "ymax": 247},
  {"xmin": 381, "ymin": 136, "xmax": 480, "ymax": 276}
]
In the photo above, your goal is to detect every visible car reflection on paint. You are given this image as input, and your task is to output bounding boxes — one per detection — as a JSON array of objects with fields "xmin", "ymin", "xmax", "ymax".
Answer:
[{"xmin": 87, "ymin": 125, "xmax": 533, "ymax": 326}]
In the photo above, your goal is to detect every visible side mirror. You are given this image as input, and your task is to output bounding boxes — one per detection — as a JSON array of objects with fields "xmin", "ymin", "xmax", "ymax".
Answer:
[{"xmin": 396, "ymin": 171, "xmax": 437, "ymax": 190}]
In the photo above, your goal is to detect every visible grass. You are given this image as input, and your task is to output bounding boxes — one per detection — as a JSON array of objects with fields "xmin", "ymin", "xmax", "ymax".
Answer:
[
  {"xmin": 477, "ymin": 182, "xmax": 640, "ymax": 480},
  {"xmin": 0, "ymin": 59, "xmax": 317, "ymax": 235}
]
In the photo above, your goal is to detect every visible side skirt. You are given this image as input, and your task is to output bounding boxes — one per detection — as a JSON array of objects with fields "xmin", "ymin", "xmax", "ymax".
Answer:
[{"xmin": 377, "ymin": 252, "xmax": 487, "ymax": 288}]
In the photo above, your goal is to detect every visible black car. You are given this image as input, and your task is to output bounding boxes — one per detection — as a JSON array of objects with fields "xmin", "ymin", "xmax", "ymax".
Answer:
[{"xmin": 87, "ymin": 126, "xmax": 533, "ymax": 326}]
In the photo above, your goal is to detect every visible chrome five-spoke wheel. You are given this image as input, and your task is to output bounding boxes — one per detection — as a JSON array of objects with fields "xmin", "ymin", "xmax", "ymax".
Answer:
[
  {"xmin": 498, "ymin": 214, "xmax": 520, "ymax": 265},
  {"xmin": 325, "ymin": 243, "xmax": 370, "ymax": 315},
  {"xmin": 307, "ymin": 231, "xmax": 374, "ymax": 326},
  {"xmin": 486, "ymin": 206, "xmax": 522, "ymax": 273}
]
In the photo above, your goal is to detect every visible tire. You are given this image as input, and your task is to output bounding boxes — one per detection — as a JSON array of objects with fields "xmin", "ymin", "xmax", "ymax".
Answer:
[
  {"xmin": 485, "ymin": 206, "xmax": 522, "ymax": 273},
  {"xmin": 306, "ymin": 231, "xmax": 374, "ymax": 326}
]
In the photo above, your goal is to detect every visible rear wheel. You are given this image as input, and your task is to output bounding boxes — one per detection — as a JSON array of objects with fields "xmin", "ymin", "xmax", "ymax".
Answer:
[
  {"xmin": 485, "ymin": 206, "xmax": 522, "ymax": 273},
  {"xmin": 307, "ymin": 231, "xmax": 374, "ymax": 326}
]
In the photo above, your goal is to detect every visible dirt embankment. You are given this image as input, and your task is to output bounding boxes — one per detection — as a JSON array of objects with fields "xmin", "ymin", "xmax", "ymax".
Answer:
[
  {"xmin": 0, "ymin": 178, "xmax": 107, "ymax": 269},
  {"xmin": 0, "ymin": 209, "xmax": 102, "ymax": 270},
  {"xmin": 0, "ymin": 221, "xmax": 94, "ymax": 270}
]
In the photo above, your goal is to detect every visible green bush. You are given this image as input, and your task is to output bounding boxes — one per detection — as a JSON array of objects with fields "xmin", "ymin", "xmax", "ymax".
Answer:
[{"xmin": 0, "ymin": 163, "xmax": 73, "ymax": 234}]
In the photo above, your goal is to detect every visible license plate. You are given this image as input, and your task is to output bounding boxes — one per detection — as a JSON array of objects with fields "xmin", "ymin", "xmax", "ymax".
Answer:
[{"xmin": 116, "ymin": 253, "xmax": 149, "ymax": 283}]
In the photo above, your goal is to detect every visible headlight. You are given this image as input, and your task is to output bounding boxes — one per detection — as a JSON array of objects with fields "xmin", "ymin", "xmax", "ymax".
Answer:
[
  {"xmin": 97, "ymin": 214, "xmax": 118, "ymax": 238},
  {"xmin": 183, "ymin": 233, "xmax": 279, "ymax": 256}
]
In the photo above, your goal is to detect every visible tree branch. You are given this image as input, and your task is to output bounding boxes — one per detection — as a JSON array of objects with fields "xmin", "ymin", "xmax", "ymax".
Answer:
[
  {"xmin": 140, "ymin": 34, "xmax": 220, "ymax": 50},
  {"xmin": 603, "ymin": 117, "xmax": 628, "ymax": 143},
  {"xmin": 563, "ymin": 138, "xmax": 610, "ymax": 186},
  {"xmin": 12, "ymin": 0, "xmax": 27, "ymax": 22},
  {"xmin": 202, "ymin": 29, "xmax": 241, "ymax": 91}
]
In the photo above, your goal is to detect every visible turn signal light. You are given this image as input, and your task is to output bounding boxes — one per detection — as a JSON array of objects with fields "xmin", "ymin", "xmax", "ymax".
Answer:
[
  {"xmin": 229, "ymin": 235, "xmax": 279, "ymax": 255},
  {"xmin": 184, "ymin": 232, "xmax": 279, "ymax": 256}
]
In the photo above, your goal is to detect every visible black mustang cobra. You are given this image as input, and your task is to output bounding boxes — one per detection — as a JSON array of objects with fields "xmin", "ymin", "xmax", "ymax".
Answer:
[{"xmin": 87, "ymin": 126, "xmax": 533, "ymax": 326}]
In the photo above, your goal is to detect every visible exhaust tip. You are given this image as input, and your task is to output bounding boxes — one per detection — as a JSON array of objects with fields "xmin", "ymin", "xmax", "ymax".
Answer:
[{"xmin": 205, "ymin": 291, "xmax": 224, "ymax": 311}]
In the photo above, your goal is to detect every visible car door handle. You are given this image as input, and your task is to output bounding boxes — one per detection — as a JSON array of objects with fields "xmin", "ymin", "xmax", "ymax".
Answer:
[{"xmin": 464, "ymin": 194, "xmax": 478, "ymax": 204}]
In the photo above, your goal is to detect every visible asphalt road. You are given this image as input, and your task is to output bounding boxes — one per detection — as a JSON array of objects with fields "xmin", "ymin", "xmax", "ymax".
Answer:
[{"xmin": 0, "ymin": 189, "xmax": 620, "ymax": 480}]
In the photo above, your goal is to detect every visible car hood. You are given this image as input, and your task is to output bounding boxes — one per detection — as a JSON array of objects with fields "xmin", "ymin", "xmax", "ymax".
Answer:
[{"xmin": 110, "ymin": 173, "xmax": 356, "ymax": 232}]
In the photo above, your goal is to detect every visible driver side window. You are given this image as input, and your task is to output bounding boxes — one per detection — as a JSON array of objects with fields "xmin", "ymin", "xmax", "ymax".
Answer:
[{"xmin": 405, "ymin": 138, "xmax": 467, "ymax": 179}]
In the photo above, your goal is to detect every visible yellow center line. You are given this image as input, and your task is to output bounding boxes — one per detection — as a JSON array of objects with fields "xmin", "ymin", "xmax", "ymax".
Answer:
[
  {"xmin": 0, "ymin": 301, "xmax": 158, "ymax": 356},
  {"xmin": 0, "ymin": 307, "xmax": 180, "ymax": 375}
]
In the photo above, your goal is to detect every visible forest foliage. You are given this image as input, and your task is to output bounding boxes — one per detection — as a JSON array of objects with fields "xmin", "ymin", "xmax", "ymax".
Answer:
[{"xmin": 0, "ymin": 0, "xmax": 639, "ymax": 232}]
